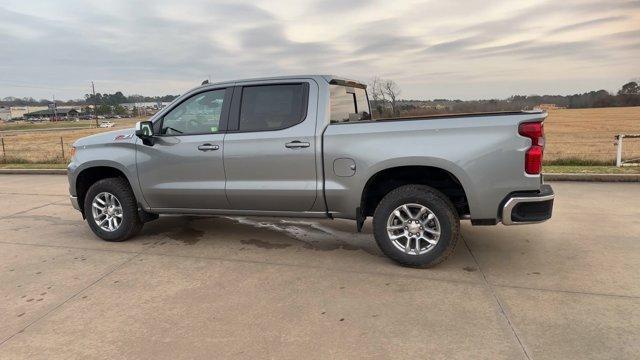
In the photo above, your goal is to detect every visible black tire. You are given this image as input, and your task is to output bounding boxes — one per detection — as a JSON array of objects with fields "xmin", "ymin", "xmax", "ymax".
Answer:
[
  {"xmin": 373, "ymin": 185, "xmax": 460, "ymax": 268},
  {"xmin": 83, "ymin": 177, "xmax": 143, "ymax": 242}
]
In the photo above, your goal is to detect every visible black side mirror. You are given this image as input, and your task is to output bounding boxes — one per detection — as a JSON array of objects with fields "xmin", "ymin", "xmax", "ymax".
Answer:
[{"xmin": 135, "ymin": 121, "xmax": 155, "ymax": 146}]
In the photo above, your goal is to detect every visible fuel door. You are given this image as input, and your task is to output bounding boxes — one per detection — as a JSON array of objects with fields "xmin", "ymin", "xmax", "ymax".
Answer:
[{"xmin": 333, "ymin": 158, "xmax": 356, "ymax": 177}]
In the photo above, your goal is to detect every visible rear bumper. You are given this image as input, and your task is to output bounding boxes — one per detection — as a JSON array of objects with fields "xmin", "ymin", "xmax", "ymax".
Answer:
[{"xmin": 501, "ymin": 184, "xmax": 554, "ymax": 225}]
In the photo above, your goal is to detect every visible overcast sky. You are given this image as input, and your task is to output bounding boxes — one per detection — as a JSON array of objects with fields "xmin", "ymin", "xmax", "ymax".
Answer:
[{"xmin": 1, "ymin": 0, "xmax": 639, "ymax": 100}]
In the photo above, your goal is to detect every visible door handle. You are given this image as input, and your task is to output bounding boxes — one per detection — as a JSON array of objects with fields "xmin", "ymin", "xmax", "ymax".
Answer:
[
  {"xmin": 285, "ymin": 141, "xmax": 310, "ymax": 149},
  {"xmin": 197, "ymin": 143, "xmax": 219, "ymax": 151}
]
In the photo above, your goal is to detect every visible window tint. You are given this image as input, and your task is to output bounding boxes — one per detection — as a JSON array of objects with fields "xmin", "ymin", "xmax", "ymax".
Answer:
[
  {"xmin": 239, "ymin": 84, "xmax": 306, "ymax": 131},
  {"xmin": 162, "ymin": 89, "xmax": 225, "ymax": 135},
  {"xmin": 330, "ymin": 85, "xmax": 371, "ymax": 123}
]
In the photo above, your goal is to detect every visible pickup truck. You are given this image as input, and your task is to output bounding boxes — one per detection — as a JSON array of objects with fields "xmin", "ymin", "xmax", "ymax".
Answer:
[{"xmin": 68, "ymin": 75, "xmax": 554, "ymax": 268}]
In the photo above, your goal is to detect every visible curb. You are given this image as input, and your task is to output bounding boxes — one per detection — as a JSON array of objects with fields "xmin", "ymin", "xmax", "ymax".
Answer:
[
  {"xmin": 0, "ymin": 169, "xmax": 67, "ymax": 175},
  {"xmin": 544, "ymin": 173, "xmax": 640, "ymax": 182}
]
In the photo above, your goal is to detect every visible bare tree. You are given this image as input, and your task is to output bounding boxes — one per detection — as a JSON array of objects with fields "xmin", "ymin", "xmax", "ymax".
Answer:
[
  {"xmin": 369, "ymin": 76, "xmax": 386, "ymax": 117},
  {"xmin": 383, "ymin": 79, "xmax": 401, "ymax": 116}
]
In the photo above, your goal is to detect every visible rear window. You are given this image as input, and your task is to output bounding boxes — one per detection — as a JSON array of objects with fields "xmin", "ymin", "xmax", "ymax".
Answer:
[
  {"xmin": 330, "ymin": 85, "xmax": 371, "ymax": 123},
  {"xmin": 239, "ymin": 84, "xmax": 306, "ymax": 131}
]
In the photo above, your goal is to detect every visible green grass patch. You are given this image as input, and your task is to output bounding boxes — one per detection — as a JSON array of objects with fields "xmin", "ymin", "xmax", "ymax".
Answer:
[
  {"xmin": 2, "ymin": 156, "xmax": 66, "ymax": 164},
  {"xmin": 544, "ymin": 165, "xmax": 640, "ymax": 174},
  {"xmin": 0, "ymin": 121, "xmax": 94, "ymax": 131},
  {"xmin": 544, "ymin": 157, "xmax": 614, "ymax": 166},
  {"xmin": 0, "ymin": 163, "xmax": 67, "ymax": 169}
]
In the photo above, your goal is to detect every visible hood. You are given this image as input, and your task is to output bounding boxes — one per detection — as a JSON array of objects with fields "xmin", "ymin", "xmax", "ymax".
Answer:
[{"xmin": 74, "ymin": 127, "xmax": 136, "ymax": 147}]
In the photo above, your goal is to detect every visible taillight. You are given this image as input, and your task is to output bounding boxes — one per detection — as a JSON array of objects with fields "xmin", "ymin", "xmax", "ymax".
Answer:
[{"xmin": 519, "ymin": 122, "xmax": 544, "ymax": 174}]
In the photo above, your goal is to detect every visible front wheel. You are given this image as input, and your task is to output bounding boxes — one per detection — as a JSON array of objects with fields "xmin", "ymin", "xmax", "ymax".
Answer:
[
  {"xmin": 373, "ymin": 185, "xmax": 460, "ymax": 268},
  {"xmin": 83, "ymin": 177, "xmax": 143, "ymax": 242}
]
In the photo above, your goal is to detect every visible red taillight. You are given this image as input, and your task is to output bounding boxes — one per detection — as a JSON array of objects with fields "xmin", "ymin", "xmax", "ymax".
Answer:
[
  {"xmin": 519, "ymin": 122, "xmax": 544, "ymax": 174},
  {"xmin": 525, "ymin": 146, "xmax": 543, "ymax": 174}
]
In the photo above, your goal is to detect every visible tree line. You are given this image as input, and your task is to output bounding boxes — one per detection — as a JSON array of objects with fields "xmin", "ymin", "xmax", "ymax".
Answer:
[
  {"xmin": 369, "ymin": 79, "xmax": 640, "ymax": 118},
  {"xmin": 0, "ymin": 92, "xmax": 179, "ymax": 108},
  {"xmin": 2, "ymin": 80, "xmax": 639, "ymax": 118}
]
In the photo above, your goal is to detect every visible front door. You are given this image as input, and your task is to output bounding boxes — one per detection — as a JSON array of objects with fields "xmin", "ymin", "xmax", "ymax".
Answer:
[
  {"xmin": 223, "ymin": 82, "xmax": 318, "ymax": 211},
  {"xmin": 137, "ymin": 88, "xmax": 231, "ymax": 210}
]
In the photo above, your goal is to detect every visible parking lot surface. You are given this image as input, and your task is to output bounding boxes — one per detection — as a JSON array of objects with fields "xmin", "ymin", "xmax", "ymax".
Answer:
[{"xmin": 0, "ymin": 175, "xmax": 638, "ymax": 359}]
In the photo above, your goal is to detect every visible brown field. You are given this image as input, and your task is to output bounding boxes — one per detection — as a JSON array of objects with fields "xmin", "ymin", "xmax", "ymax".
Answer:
[
  {"xmin": 0, "ymin": 108, "xmax": 639, "ymax": 164},
  {"xmin": 0, "ymin": 118, "xmax": 141, "ymax": 163},
  {"xmin": 544, "ymin": 106, "xmax": 640, "ymax": 163}
]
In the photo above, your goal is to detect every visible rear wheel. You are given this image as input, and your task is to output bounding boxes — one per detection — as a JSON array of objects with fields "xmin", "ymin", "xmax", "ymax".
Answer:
[
  {"xmin": 373, "ymin": 185, "xmax": 459, "ymax": 268},
  {"xmin": 83, "ymin": 177, "xmax": 142, "ymax": 242}
]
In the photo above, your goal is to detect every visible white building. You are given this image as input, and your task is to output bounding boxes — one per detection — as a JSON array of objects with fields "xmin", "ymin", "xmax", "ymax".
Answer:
[
  {"xmin": 0, "ymin": 107, "xmax": 10, "ymax": 121},
  {"xmin": 7, "ymin": 106, "xmax": 49, "ymax": 119}
]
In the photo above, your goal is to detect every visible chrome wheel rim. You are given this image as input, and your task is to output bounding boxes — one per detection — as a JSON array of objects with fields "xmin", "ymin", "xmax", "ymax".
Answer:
[
  {"xmin": 91, "ymin": 192, "xmax": 123, "ymax": 232},
  {"xmin": 386, "ymin": 203, "xmax": 441, "ymax": 255}
]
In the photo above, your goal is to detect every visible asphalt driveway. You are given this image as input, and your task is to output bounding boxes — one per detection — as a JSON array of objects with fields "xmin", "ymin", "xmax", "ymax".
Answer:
[{"xmin": 0, "ymin": 175, "xmax": 638, "ymax": 359}]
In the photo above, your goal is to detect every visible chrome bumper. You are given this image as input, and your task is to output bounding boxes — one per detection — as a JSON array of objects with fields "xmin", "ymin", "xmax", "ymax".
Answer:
[
  {"xmin": 70, "ymin": 195, "xmax": 80, "ymax": 211},
  {"xmin": 502, "ymin": 184, "xmax": 554, "ymax": 225}
]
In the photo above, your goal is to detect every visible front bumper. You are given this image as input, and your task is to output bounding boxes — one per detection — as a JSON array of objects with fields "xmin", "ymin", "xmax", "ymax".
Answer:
[
  {"xmin": 501, "ymin": 184, "xmax": 554, "ymax": 225},
  {"xmin": 70, "ymin": 195, "xmax": 80, "ymax": 211}
]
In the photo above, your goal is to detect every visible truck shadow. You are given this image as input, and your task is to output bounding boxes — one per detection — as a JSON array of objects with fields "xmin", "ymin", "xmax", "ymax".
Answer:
[{"xmin": 140, "ymin": 215, "xmax": 383, "ymax": 257}]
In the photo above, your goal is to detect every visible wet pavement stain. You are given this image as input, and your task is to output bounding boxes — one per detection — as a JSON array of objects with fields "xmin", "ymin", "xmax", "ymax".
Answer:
[
  {"xmin": 142, "ymin": 215, "xmax": 381, "ymax": 255},
  {"xmin": 142, "ymin": 217, "xmax": 205, "ymax": 245},
  {"xmin": 167, "ymin": 225, "xmax": 205, "ymax": 245},
  {"xmin": 240, "ymin": 238, "xmax": 291, "ymax": 249}
]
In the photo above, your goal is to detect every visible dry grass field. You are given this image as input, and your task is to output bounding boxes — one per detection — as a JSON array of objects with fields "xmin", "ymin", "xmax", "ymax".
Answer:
[
  {"xmin": 544, "ymin": 106, "xmax": 640, "ymax": 163},
  {"xmin": 0, "ymin": 107, "xmax": 639, "ymax": 165},
  {"xmin": 0, "ymin": 118, "xmax": 140, "ymax": 163}
]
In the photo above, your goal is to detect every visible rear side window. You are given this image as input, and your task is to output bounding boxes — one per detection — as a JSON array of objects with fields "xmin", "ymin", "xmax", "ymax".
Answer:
[
  {"xmin": 330, "ymin": 85, "xmax": 371, "ymax": 123},
  {"xmin": 239, "ymin": 84, "xmax": 307, "ymax": 131}
]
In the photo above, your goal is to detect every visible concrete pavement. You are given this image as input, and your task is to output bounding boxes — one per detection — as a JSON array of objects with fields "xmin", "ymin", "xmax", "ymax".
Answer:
[{"xmin": 0, "ymin": 175, "xmax": 638, "ymax": 359}]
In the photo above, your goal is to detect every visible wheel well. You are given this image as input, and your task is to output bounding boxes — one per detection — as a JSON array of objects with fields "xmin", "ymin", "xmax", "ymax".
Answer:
[
  {"xmin": 361, "ymin": 166, "xmax": 469, "ymax": 217},
  {"xmin": 75, "ymin": 166, "xmax": 130, "ymax": 212}
]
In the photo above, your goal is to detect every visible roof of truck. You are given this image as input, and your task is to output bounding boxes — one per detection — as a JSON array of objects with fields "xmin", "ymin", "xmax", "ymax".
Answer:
[{"xmin": 195, "ymin": 75, "xmax": 365, "ymax": 89}]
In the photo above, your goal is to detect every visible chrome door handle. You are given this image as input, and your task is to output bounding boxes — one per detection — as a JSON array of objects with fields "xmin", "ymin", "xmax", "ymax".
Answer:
[
  {"xmin": 197, "ymin": 143, "xmax": 219, "ymax": 151},
  {"xmin": 285, "ymin": 141, "xmax": 310, "ymax": 149}
]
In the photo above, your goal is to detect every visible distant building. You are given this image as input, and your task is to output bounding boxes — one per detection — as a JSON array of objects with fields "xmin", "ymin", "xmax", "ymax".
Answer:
[
  {"xmin": 5, "ymin": 106, "xmax": 49, "ymax": 120},
  {"xmin": 0, "ymin": 107, "xmax": 10, "ymax": 121},
  {"xmin": 24, "ymin": 108, "xmax": 79, "ymax": 120},
  {"xmin": 535, "ymin": 103, "xmax": 566, "ymax": 111}
]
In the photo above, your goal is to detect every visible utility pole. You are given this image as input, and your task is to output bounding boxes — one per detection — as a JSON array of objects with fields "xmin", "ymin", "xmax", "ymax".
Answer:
[
  {"xmin": 52, "ymin": 94, "xmax": 58, "ymax": 122},
  {"xmin": 91, "ymin": 81, "xmax": 98, "ymax": 127}
]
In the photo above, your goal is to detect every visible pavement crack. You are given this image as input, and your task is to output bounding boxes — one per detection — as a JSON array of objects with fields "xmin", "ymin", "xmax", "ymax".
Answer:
[
  {"xmin": 462, "ymin": 235, "xmax": 532, "ymax": 360},
  {"xmin": 0, "ymin": 201, "xmax": 62, "ymax": 220}
]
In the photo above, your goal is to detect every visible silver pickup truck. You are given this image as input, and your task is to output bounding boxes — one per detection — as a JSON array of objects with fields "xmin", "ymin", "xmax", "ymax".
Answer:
[{"xmin": 68, "ymin": 75, "xmax": 554, "ymax": 268}]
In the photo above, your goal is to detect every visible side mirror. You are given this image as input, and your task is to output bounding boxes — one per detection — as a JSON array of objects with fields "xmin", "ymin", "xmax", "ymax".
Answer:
[{"xmin": 135, "ymin": 121, "xmax": 155, "ymax": 146}]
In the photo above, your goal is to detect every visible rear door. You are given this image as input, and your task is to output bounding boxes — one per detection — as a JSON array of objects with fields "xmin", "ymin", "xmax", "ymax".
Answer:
[
  {"xmin": 223, "ymin": 80, "xmax": 318, "ymax": 211},
  {"xmin": 137, "ymin": 87, "xmax": 232, "ymax": 210}
]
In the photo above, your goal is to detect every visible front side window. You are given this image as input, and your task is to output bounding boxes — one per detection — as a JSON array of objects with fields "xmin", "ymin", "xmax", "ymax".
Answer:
[
  {"xmin": 239, "ymin": 84, "xmax": 306, "ymax": 131},
  {"xmin": 161, "ymin": 89, "xmax": 225, "ymax": 135},
  {"xmin": 330, "ymin": 85, "xmax": 371, "ymax": 123}
]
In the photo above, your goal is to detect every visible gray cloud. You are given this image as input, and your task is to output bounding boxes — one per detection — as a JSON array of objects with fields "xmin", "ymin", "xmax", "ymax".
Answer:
[
  {"xmin": 550, "ymin": 16, "xmax": 628, "ymax": 34},
  {"xmin": 0, "ymin": 0, "xmax": 638, "ymax": 100}
]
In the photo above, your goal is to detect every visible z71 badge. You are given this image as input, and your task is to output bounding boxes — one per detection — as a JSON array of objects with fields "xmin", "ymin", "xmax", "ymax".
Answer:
[{"xmin": 114, "ymin": 133, "xmax": 134, "ymax": 141}]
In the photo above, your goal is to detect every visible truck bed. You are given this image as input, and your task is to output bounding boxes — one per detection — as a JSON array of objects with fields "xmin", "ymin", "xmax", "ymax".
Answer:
[{"xmin": 322, "ymin": 110, "xmax": 548, "ymax": 220}]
